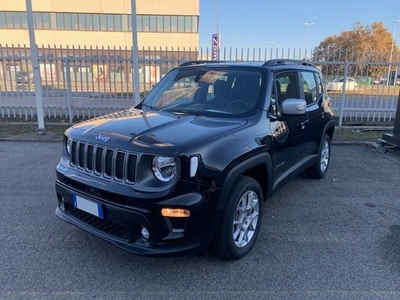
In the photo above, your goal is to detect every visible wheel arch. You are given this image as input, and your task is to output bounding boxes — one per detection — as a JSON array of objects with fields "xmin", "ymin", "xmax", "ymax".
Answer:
[
  {"xmin": 216, "ymin": 152, "xmax": 273, "ymax": 210},
  {"xmin": 324, "ymin": 120, "xmax": 335, "ymax": 142}
]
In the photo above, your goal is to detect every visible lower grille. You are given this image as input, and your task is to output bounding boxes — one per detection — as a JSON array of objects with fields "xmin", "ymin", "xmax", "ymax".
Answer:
[
  {"xmin": 68, "ymin": 206, "xmax": 129, "ymax": 240},
  {"xmin": 70, "ymin": 140, "xmax": 138, "ymax": 184}
]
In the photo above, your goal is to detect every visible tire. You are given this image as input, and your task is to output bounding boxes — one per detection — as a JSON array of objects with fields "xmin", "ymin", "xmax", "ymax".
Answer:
[
  {"xmin": 305, "ymin": 134, "xmax": 331, "ymax": 179},
  {"xmin": 212, "ymin": 176, "xmax": 263, "ymax": 260}
]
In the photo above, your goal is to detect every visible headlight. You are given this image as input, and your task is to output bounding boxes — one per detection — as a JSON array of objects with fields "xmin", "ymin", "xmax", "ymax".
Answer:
[
  {"xmin": 66, "ymin": 137, "xmax": 72, "ymax": 155},
  {"xmin": 152, "ymin": 156, "xmax": 177, "ymax": 182}
]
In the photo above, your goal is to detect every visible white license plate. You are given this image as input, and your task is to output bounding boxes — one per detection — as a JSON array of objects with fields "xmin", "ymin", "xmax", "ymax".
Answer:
[{"xmin": 73, "ymin": 195, "xmax": 104, "ymax": 219}]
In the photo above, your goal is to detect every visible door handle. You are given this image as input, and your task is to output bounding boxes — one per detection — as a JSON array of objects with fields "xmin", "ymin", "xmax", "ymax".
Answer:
[{"xmin": 298, "ymin": 120, "xmax": 309, "ymax": 130}]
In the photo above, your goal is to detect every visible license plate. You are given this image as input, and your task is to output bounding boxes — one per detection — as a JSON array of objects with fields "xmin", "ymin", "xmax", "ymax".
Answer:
[{"xmin": 73, "ymin": 195, "xmax": 104, "ymax": 219}]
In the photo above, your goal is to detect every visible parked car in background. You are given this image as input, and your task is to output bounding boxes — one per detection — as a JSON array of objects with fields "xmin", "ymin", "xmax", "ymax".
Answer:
[
  {"xmin": 326, "ymin": 77, "xmax": 358, "ymax": 91},
  {"xmin": 372, "ymin": 77, "xmax": 400, "ymax": 85},
  {"xmin": 372, "ymin": 78, "xmax": 387, "ymax": 85},
  {"xmin": 16, "ymin": 71, "xmax": 34, "ymax": 84}
]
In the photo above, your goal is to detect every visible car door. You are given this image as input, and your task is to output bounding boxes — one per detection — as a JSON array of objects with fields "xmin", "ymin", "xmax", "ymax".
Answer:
[
  {"xmin": 269, "ymin": 71, "xmax": 310, "ymax": 187},
  {"xmin": 300, "ymin": 70, "xmax": 326, "ymax": 162}
]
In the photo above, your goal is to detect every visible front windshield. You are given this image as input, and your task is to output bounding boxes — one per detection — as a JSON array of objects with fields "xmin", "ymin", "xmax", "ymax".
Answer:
[{"xmin": 141, "ymin": 66, "xmax": 264, "ymax": 118}]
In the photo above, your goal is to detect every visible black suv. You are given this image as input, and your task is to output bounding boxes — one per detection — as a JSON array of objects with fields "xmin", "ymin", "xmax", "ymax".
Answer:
[{"xmin": 55, "ymin": 60, "xmax": 335, "ymax": 260}]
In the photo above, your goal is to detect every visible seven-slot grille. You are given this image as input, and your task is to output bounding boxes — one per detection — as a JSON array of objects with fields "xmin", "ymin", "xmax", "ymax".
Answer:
[{"xmin": 70, "ymin": 140, "xmax": 137, "ymax": 184}]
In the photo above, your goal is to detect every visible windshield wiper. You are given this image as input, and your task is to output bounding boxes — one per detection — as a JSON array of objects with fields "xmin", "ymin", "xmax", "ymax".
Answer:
[
  {"xmin": 167, "ymin": 109, "xmax": 205, "ymax": 116},
  {"xmin": 140, "ymin": 103, "xmax": 156, "ymax": 110}
]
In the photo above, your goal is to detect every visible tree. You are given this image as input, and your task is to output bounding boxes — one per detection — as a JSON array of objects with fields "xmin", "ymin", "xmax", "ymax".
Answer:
[{"xmin": 312, "ymin": 22, "xmax": 398, "ymax": 77}]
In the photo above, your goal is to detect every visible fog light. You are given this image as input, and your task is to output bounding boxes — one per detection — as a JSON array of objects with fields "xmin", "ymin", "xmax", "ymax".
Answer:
[
  {"xmin": 140, "ymin": 227, "xmax": 150, "ymax": 241},
  {"xmin": 161, "ymin": 208, "xmax": 190, "ymax": 217}
]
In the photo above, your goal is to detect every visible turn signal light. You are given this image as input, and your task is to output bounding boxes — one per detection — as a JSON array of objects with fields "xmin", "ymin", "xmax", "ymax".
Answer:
[{"xmin": 161, "ymin": 208, "xmax": 190, "ymax": 218}]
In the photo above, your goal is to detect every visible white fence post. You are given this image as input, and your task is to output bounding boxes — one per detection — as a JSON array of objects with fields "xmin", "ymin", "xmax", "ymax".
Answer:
[
  {"xmin": 338, "ymin": 62, "xmax": 349, "ymax": 127},
  {"xmin": 65, "ymin": 59, "xmax": 73, "ymax": 124}
]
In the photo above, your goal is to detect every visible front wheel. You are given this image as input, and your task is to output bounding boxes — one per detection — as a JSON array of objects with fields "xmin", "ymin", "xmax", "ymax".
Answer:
[
  {"xmin": 212, "ymin": 176, "xmax": 263, "ymax": 260},
  {"xmin": 305, "ymin": 134, "xmax": 331, "ymax": 179}
]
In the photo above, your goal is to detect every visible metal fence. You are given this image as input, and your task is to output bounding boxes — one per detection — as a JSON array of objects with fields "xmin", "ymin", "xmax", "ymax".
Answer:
[{"xmin": 1, "ymin": 44, "xmax": 399, "ymax": 126}]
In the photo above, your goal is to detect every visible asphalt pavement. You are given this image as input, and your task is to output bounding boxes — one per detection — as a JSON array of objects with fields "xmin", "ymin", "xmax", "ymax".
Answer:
[{"xmin": 1, "ymin": 140, "xmax": 400, "ymax": 299}]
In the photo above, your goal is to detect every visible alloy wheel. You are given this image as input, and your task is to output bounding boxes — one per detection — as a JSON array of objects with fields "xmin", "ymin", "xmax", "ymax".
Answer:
[
  {"xmin": 320, "ymin": 140, "xmax": 330, "ymax": 172},
  {"xmin": 232, "ymin": 190, "xmax": 260, "ymax": 248}
]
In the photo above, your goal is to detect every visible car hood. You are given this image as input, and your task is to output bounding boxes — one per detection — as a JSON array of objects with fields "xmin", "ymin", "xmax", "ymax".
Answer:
[{"xmin": 65, "ymin": 108, "xmax": 247, "ymax": 155}]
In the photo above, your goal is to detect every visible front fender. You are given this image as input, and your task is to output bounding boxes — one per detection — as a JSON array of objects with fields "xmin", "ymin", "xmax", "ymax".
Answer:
[{"xmin": 216, "ymin": 152, "xmax": 272, "ymax": 210}]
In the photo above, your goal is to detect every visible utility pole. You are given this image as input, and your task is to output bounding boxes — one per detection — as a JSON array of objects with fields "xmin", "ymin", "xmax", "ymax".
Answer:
[
  {"xmin": 131, "ymin": 0, "xmax": 140, "ymax": 106},
  {"xmin": 304, "ymin": 22, "xmax": 315, "ymax": 60},
  {"xmin": 25, "ymin": 0, "xmax": 45, "ymax": 134}
]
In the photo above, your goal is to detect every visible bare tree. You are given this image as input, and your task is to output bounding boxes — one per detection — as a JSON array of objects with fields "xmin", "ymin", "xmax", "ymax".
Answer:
[{"xmin": 312, "ymin": 22, "xmax": 397, "ymax": 77}]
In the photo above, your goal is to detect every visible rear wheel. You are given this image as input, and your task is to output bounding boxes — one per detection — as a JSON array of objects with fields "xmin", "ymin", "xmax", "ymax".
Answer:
[
  {"xmin": 305, "ymin": 134, "xmax": 331, "ymax": 179},
  {"xmin": 213, "ymin": 176, "xmax": 263, "ymax": 260}
]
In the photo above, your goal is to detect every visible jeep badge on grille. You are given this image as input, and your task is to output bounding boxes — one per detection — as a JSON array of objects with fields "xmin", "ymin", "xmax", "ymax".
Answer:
[{"xmin": 95, "ymin": 134, "xmax": 111, "ymax": 142}]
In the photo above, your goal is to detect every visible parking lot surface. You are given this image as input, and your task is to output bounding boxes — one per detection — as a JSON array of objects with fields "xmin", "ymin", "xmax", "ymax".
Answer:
[{"xmin": 1, "ymin": 141, "xmax": 400, "ymax": 300}]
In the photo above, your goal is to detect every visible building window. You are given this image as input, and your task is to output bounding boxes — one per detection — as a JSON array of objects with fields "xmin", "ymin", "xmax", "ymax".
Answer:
[
  {"xmin": 64, "ymin": 13, "xmax": 71, "ymax": 30},
  {"xmin": 0, "ymin": 12, "xmax": 5, "ymax": 28},
  {"xmin": 93, "ymin": 14, "xmax": 99, "ymax": 30},
  {"xmin": 86, "ymin": 14, "xmax": 93, "ymax": 30},
  {"xmin": 42, "ymin": 12, "xmax": 50, "ymax": 29},
  {"xmin": 107, "ymin": 14, "xmax": 114, "ymax": 31},
  {"xmin": 136, "ymin": 15, "xmax": 142, "ymax": 31},
  {"xmin": 171, "ymin": 16, "xmax": 177, "ymax": 32},
  {"xmin": 114, "ymin": 14, "xmax": 122, "ymax": 31},
  {"xmin": 78, "ymin": 14, "xmax": 86, "ymax": 30},
  {"xmin": 164, "ymin": 16, "xmax": 170, "ymax": 32},
  {"xmin": 71, "ymin": 13, "xmax": 78, "ymax": 30},
  {"xmin": 13, "ymin": 12, "xmax": 21, "ymax": 29},
  {"xmin": 192, "ymin": 16, "xmax": 198, "ymax": 33},
  {"xmin": 142, "ymin": 15, "xmax": 149, "ymax": 31},
  {"xmin": 34, "ymin": 12, "xmax": 43, "ymax": 29},
  {"xmin": 100, "ymin": 14, "xmax": 106, "ymax": 31},
  {"xmin": 21, "ymin": 12, "xmax": 28, "ymax": 29},
  {"xmin": 49, "ymin": 13, "xmax": 57, "ymax": 29},
  {"xmin": 6, "ymin": 12, "xmax": 13, "ymax": 28},
  {"xmin": 121, "ymin": 14, "xmax": 128, "ymax": 31},
  {"xmin": 178, "ymin": 16, "xmax": 184, "ymax": 33},
  {"xmin": 185, "ymin": 16, "xmax": 191, "ymax": 32},
  {"xmin": 149, "ymin": 15, "xmax": 156, "ymax": 32},
  {"xmin": 56, "ymin": 13, "xmax": 64, "ymax": 29},
  {"xmin": 157, "ymin": 16, "xmax": 163, "ymax": 32}
]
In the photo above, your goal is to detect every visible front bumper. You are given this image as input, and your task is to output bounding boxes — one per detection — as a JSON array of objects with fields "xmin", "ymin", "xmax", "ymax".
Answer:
[{"xmin": 55, "ymin": 176, "xmax": 222, "ymax": 257}]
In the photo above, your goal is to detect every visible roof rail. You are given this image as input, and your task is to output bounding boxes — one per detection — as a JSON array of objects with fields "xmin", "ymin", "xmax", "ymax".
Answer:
[
  {"xmin": 262, "ymin": 59, "xmax": 315, "ymax": 67},
  {"xmin": 179, "ymin": 60, "xmax": 224, "ymax": 66}
]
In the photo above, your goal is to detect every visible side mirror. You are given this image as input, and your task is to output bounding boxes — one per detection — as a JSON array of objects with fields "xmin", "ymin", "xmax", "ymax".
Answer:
[{"xmin": 281, "ymin": 98, "xmax": 307, "ymax": 115}]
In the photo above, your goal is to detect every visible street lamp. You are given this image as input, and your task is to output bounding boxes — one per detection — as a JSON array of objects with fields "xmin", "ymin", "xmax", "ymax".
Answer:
[
  {"xmin": 304, "ymin": 22, "xmax": 315, "ymax": 60},
  {"xmin": 387, "ymin": 20, "xmax": 400, "ymax": 86}
]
